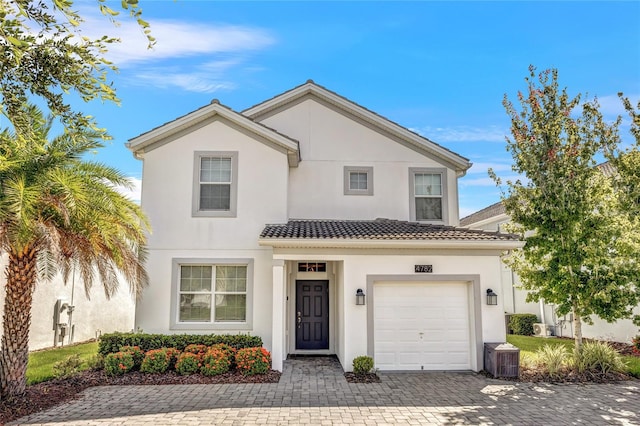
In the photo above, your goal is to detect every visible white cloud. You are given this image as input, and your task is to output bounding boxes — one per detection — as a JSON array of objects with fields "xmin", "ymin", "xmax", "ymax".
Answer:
[
  {"xmin": 412, "ymin": 125, "xmax": 508, "ymax": 143},
  {"xmin": 133, "ymin": 58, "xmax": 243, "ymax": 93},
  {"xmin": 593, "ymin": 93, "xmax": 639, "ymax": 118},
  {"xmin": 468, "ymin": 162, "xmax": 512, "ymax": 174},
  {"xmin": 114, "ymin": 177, "xmax": 142, "ymax": 203},
  {"xmin": 78, "ymin": 12, "xmax": 275, "ymax": 66},
  {"xmin": 459, "ymin": 177, "xmax": 498, "ymax": 187}
]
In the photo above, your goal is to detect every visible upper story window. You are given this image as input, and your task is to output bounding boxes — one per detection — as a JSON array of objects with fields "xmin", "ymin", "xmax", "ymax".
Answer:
[
  {"xmin": 409, "ymin": 168, "xmax": 448, "ymax": 223},
  {"xmin": 344, "ymin": 166, "xmax": 373, "ymax": 196},
  {"xmin": 193, "ymin": 151, "xmax": 238, "ymax": 217}
]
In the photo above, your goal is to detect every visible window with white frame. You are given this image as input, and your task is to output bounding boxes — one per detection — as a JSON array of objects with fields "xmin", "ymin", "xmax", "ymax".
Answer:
[
  {"xmin": 193, "ymin": 151, "xmax": 238, "ymax": 217},
  {"xmin": 171, "ymin": 259, "xmax": 253, "ymax": 330},
  {"xmin": 344, "ymin": 166, "xmax": 373, "ymax": 196},
  {"xmin": 409, "ymin": 168, "xmax": 448, "ymax": 222}
]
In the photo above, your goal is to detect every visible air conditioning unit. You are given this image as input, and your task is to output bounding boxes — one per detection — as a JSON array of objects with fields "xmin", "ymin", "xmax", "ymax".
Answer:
[{"xmin": 533, "ymin": 323, "xmax": 552, "ymax": 337}]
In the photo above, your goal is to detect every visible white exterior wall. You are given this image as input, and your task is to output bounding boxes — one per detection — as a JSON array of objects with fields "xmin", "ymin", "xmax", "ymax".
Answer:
[
  {"xmin": 274, "ymin": 249, "xmax": 505, "ymax": 372},
  {"xmin": 259, "ymin": 99, "xmax": 460, "ymax": 225},
  {"xmin": 0, "ymin": 256, "xmax": 135, "ymax": 350},
  {"xmin": 136, "ymin": 118, "xmax": 290, "ymax": 351}
]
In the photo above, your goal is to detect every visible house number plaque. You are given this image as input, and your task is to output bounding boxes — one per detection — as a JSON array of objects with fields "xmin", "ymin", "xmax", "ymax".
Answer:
[{"xmin": 414, "ymin": 265, "xmax": 433, "ymax": 273}]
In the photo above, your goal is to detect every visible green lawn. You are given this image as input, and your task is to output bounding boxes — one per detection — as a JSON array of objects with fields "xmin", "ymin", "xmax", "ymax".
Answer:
[
  {"xmin": 27, "ymin": 341, "xmax": 98, "ymax": 384},
  {"xmin": 506, "ymin": 335, "xmax": 640, "ymax": 377}
]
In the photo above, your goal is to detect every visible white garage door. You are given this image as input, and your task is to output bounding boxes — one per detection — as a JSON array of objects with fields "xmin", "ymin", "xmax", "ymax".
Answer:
[{"xmin": 374, "ymin": 282, "xmax": 471, "ymax": 370}]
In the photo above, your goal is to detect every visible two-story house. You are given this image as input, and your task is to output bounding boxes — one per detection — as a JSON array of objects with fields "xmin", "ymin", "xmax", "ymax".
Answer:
[{"xmin": 127, "ymin": 81, "xmax": 522, "ymax": 372}]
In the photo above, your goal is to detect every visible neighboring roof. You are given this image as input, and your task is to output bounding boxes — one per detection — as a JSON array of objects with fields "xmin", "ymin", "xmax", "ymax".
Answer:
[
  {"xmin": 243, "ymin": 80, "xmax": 472, "ymax": 174},
  {"xmin": 127, "ymin": 100, "xmax": 300, "ymax": 167},
  {"xmin": 460, "ymin": 202, "xmax": 506, "ymax": 227},
  {"xmin": 259, "ymin": 219, "xmax": 521, "ymax": 249},
  {"xmin": 460, "ymin": 161, "xmax": 617, "ymax": 227}
]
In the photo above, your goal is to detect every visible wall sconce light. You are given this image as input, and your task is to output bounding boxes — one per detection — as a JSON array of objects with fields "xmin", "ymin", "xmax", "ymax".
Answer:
[
  {"xmin": 356, "ymin": 288, "xmax": 366, "ymax": 305},
  {"xmin": 486, "ymin": 289, "xmax": 498, "ymax": 306}
]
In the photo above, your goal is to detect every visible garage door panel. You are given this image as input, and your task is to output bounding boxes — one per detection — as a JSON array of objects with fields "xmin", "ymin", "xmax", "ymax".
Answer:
[{"xmin": 374, "ymin": 282, "xmax": 471, "ymax": 371}]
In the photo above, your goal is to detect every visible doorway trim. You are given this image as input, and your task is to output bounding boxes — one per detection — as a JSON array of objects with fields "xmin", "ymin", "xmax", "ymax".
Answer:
[{"xmin": 288, "ymin": 261, "xmax": 336, "ymax": 355}]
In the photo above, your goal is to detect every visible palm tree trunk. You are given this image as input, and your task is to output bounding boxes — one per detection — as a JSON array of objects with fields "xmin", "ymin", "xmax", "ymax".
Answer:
[{"xmin": 1, "ymin": 246, "xmax": 37, "ymax": 398}]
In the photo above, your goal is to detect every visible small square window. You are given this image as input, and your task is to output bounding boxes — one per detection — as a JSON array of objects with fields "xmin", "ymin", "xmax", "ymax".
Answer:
[{"xmin": 344, "ymin": 166, "xmax": 373, "ymax": 196}]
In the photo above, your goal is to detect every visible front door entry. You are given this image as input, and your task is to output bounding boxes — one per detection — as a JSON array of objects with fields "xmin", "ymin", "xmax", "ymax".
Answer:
[{"xmin": 295, "ymin": 280, "xmax": 329, "ymax": 350}]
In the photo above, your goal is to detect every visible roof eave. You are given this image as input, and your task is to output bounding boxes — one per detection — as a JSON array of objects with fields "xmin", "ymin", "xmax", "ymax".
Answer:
[
  {"xmin": 258, "ymin": 238, "xmax": 524, "ymax": 250},
  {"xmin": 127, "ymin": 103, "xmax": 300, "ymax": 167},
  {"xmin": 244, "ymin": 82, "xmax": 471, "ymax": 172}
]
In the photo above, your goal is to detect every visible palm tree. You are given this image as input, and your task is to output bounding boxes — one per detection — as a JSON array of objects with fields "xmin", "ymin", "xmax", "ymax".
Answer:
[{"xmin": 0, "ymin": 105, "xmax": 149, "ymax": 397}]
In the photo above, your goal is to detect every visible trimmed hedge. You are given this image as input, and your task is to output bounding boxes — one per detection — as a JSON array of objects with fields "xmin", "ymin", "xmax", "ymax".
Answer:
[
  {"xmin": 508, "ymin": 314, "xmax": 538, "ymax": 336},
  {"xmin": 98, "ymin": 333, "xmax": 263, "ymax": 356}
]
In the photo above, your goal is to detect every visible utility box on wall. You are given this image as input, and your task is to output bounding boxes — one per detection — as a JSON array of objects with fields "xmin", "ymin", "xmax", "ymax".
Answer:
[{"xmin": 484, "ymin": 343, "xmax": 520, "ymax": 378}]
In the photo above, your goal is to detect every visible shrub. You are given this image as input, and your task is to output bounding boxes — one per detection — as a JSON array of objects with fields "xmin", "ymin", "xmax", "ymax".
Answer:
[
  {"xmin": 632, "ymin": 335, "xmax": 640, "ymax": 356},
  {"xmin": 120, "ymin": 346, "xmax": 145, "ymax": 370},
  {"xmin": 352, "ymin": 356, "xmax": 374, "ymax": 375},
  {"xmin": 166, "ymin": 347, "xmax": 181, "ymax": 371},
  {"xmin": 236, "ymin": 347, "xmax": 271, "ymax": 375},
  {"xmin": 201, "ymin": 348, "xmax": 231, "ymax": 376},
  {"xmin": 175, "ymin": 352, "xmax": 201, "ymax": 375},
  {"xmin": 535, "ymin": 345, "xmax": 569, "ymax": 378},
  {"xmin": 52, "ymin": 354, "xmax": 83, "ymax": 379},
  {"xmin": 210, "ymin": 343, "xmax": 237, "ymax": 367},
  {"xmin": 87, "ymin": 354, "xmax": 105, "ymax": 371},
  {"xmin": 508, "ymin": 314, "xmax": 538, "ymax": 336},
  {"xmin": 184, "ymin": 344, "xmax": 208, "ymax": 358},
  {"xmin": 104, "ymin": 352, "xmax": 135, "ymax": 376},
  {"xmin": 573, "ymin": 341, "xmax": 626, "ymax": 374},
  {"xmin": 140, "ymin": 348, "xmax": 170, "ymax": 374},
  {"xmin": 99, "ymin": 333, "xmax": 262, "ymax": 355}
]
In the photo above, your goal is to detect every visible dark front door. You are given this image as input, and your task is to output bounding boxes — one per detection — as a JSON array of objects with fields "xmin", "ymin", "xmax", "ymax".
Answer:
[{"xmin": 296, "ymin": 280, "xmax": 329, "ymax": 350}]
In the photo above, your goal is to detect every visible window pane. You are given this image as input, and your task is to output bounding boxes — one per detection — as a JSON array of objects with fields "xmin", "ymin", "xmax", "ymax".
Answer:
[
  {"xmin": 216, "ymin": 266, "xmax": 247, "ymax": 292},
  {"xmin": 200, "ymin": 157, "xmax": 232, "ymax": 183},
  {"xmin": 416, "ymin": 197, "xmax": 443, "ymax": 220},
  {"xmin": 214, "ymin": 294, "xmax": 247, "ymax": 321},
  {"xmin": 179, "ymin": 294, "xmax": 211, "ymax": 321},
  {"xmin": 349, "ymin": 172, "xmax": 368, "ymax": 190},
  {"xmin": 415, "ymin": 174, "xmax": 442, "ymax": 196},
  {"xmin": 200, "ymin": 184, "xmax": 231, "ymax": 210},
  {"xmin": 180, "ymin": 266, "xmax": 212, "ymax": 291}
]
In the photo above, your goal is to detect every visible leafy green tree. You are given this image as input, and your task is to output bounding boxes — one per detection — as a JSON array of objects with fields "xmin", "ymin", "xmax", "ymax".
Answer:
[
  {"xmin": 0, "ymin": 0, "xmax": 153, "ymax": 132},
  {"xmin": 491, "ymin": 66, "xmax": 640, "ymax": 352},
  {"xmin": 0, "ymin": 104, "xmax": 149, "ymax": 397}
]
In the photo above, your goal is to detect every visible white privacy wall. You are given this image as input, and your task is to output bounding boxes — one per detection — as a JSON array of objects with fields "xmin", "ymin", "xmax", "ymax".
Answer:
[{"xmin": 0, "ymin": 255, "xmax": 135, "ymax": 350}]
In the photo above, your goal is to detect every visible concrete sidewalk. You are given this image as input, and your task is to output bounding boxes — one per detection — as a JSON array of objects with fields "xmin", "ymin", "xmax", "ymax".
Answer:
[{"xmin": 11, "ymin": 357, "xmax": 640, "ymax": 425}]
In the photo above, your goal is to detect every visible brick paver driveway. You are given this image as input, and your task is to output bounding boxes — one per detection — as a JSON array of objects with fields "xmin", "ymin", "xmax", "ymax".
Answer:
[{"xmin": 11, "ymin": 357, "xmax": 640, "ymax": 425}]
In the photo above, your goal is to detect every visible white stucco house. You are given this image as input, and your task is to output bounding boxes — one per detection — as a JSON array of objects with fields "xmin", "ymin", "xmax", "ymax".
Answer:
[
  {"xmin": 0, "ymin": 257, "xmax": 135, "ymax": 350},
  {"xmin": 460, "ymin": 196, "xmax": 639, "ymax": 344},
  {"xmin": 127, "ymin": 81, "xmax": 523, "ymax": 372}
]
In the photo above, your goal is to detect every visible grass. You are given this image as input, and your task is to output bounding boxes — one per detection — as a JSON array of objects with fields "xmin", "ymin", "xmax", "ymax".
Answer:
[
  {"xmin": 27, "ymin": 341, "xmax": 98, "ymax": 384},
  {"xmin": 506, "ymin": 335, "xmax": 640, "ymax": 377}
]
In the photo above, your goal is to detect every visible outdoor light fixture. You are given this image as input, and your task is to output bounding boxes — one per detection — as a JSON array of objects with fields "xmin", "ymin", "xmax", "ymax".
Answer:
[
  {"xmin": 486, "ymin": 289, "xmax": 498, "ymax": 306},
  {"xmin": 356, "ymin": 288, "xmax": 366, "ymax": 305}
]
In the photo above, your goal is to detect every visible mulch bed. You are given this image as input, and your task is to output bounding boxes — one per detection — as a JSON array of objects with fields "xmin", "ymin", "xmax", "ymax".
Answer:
[
  {"xmin": 344, "ymin": 372, "xmax": 381, "ymax": 383},
  {"xmin": 0, "ymin": 369, "xmax": 281, "ymax": 425}
]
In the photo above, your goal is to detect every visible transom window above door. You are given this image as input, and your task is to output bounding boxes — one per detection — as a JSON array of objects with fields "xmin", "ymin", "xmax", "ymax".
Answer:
[
  {"xmin": 193, "ymin": 151, "xmax": 238, "ymax": 217},
  {"xmin": 344, "ymin": 166, "xmax": 373, "ymax": 196}
]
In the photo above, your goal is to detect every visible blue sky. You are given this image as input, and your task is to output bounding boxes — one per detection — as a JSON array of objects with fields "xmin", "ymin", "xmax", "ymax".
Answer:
[{"xmin": 27, "ymin": 1, "xmax": 640, "ymax": 217}]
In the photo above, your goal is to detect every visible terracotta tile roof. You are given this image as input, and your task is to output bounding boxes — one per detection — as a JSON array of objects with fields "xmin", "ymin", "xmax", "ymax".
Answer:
[
  {"xmin": 459, "ymin": 202, "xmax": 506, "ymax": 227},
  {"xmin": 260, "ymin": 219, "xmax": 518, "ymax": 241}
]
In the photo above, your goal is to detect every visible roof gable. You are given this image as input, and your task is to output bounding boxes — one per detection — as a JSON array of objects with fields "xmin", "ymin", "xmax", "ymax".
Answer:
[
  {"xmin": 127, "ymin": 100, "xmax": 300, "ymax": 166},
  {"xmin": 243, "ymin": 80, "xmax": 472, "ymax": 173}
]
